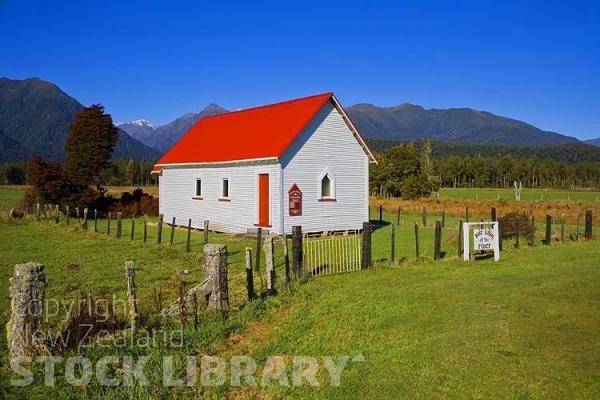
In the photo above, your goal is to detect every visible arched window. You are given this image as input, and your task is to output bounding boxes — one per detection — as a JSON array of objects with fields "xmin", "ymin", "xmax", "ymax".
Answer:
[
  {"xmin": 319, "ymin": 171, "xmax": 336, "ymax": 201},
  {"xmin": 321, "ymin": 174, "xmax": 332, "ymax": 198}
]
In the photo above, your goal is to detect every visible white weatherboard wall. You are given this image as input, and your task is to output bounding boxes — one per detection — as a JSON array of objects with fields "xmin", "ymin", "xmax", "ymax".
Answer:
[
  {"xmin": 280, "ymin": 101, "xmax": 369, "ymax": 234},
  {"xmin": 158, "ymin": 163, "xmax": 281, "ymax": 233}
]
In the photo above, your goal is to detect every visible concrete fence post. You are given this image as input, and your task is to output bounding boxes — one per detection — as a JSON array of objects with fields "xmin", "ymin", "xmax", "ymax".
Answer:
[
  {"xmin": 82, "ymin": 207, "xmax": 88, "ymax": 230},
  {"xmin": 204, "ymin": 244, "xmax": 229, "ymax": 312},
  {"xmin": 7, "ymin": 262, "xmax": 46, "ymax": 358}
]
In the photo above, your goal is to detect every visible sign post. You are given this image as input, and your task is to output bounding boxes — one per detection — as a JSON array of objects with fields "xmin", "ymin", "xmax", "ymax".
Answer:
[
  {"xmin": 462, "ymin": 222, "xmax": 500, "ymax": 261},
  {"xmin": 288, "ymin": 184, "xmax": 302, "ymax": 216}
]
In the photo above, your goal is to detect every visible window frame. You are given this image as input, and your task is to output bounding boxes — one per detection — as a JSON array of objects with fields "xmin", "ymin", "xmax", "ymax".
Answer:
[
  {"xmin": 318, "ymin": 170, "xmax": 336, "ymax": 202},
  {"xmin": 192, "ymin": 178, "xmax": 203, "ymax": 200},
  {"xmin": 219, "ymin": 177, "xmax": 231, "ymax": 201}
]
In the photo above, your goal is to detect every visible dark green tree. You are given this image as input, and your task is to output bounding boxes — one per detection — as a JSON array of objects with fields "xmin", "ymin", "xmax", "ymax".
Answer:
[{"xmin": 64, "ymin": 104, "xmax": 119, "ymax": 193}]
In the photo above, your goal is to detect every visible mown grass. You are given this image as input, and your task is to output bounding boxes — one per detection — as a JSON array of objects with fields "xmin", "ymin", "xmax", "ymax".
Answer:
[
  {"xmin": 1, "ymin": 186, "xmax": 599, "ymax": 398},
  {"xmin": 236, "ymin": 241, "xmax": 600, "ymax": 399},
  {"xmin": 0, "ymin": 187, "xmax": 24, "ymax": 212}
]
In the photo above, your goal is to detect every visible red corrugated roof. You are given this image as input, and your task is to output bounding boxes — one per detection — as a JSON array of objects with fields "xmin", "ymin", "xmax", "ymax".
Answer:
[{"xmin": 153, "ymin": 92, "xmax": 334, "ymax": 166}]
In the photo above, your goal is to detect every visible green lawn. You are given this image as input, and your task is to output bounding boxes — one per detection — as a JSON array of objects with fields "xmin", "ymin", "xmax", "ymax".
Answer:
[
  {"xmin": 0, "ymin": 187, "xmax": 24, "ymax": 211},
  {"xmin": 241, "ymin": 241, "xmax": 600, "ymax": 399},
  {"xmin": 1, "ymin": 186, "xmax": 599, "ymax": 398}
]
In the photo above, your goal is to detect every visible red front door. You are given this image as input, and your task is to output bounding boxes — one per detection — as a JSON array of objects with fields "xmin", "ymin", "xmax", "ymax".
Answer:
[{"xmin": 258, "ymin": 174, "xmax": 270, "ymax": 226}]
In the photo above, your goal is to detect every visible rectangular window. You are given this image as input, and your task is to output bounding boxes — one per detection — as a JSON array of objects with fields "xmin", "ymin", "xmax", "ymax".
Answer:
[
  {"xmin": 221, "ymin": 178, "xmax": 229, "ymax": 198},
  {"xmin": 195, "ymin": 179, "xmax": 202, "ymax": 197}
]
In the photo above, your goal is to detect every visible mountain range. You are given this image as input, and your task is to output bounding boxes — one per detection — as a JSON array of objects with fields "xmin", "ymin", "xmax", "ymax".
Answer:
[
  {"xmin": 585, "ymin": 138, "xmax": 600, "ymax": 147},
  {"xmin": 0, "ymin": 78, "xmax": 160, "ymax": 163},
  {"xmin": 119, "ymin": 104, "xmax": 227, "ymax": 152},
  {"xmin": 1, "ymin": 77, "xmax": 597, "ymax": 164},
  {"xmin": 121, "ymin": 97, "xmax": 587, "ymax": 153},
  {"xmin": 345, "ymin": 103, "xmax": 580, "ymax": 147}
]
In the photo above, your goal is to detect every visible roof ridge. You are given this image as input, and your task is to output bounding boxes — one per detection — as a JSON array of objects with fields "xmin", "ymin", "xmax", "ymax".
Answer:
[{"xmin": 199, "ymin": 92, "xmax": 333, "ymax": 122}]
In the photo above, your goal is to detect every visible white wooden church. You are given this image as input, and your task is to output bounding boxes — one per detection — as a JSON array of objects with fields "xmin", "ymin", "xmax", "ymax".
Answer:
[{"xmin": 152, "ymin": 92, "xmax": 377, "ymax": 234}]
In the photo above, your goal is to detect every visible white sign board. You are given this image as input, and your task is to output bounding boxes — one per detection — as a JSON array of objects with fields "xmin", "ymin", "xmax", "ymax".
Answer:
[
  {"xmin": 463, "ymin": 222, "xmax": 500, "ymax": 261},
  {"xmin": 474, "ymin": 228, "xmax": 495, "ymax": 251}
]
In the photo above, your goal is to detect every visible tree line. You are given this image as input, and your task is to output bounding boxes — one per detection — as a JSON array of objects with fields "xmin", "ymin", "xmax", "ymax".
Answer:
[
  {"xmin": 370, "ymin": 142, "xmax": 600, "ymax": 197},
  {"xmin": 0, "ymin": 158, "xmax": 157, "ymax": 186}
]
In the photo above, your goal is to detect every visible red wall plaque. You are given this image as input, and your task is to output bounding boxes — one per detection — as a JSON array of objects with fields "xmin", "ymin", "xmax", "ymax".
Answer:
[{"xmin": 288, "ymin": 184, "xmax": 302, "ymax": 216}]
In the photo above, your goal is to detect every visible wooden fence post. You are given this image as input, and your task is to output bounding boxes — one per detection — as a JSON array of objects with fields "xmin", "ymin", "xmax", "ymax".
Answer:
[
  {"xmin": 422, "ymin": 207, "xmax": 428, "ymax": 227},
  {"xmin": 254, "ymin": 227, "xmax": 262, "ymax": 272},
  {"xmin": 292, "ymin": 225, "xmax": 303, "ymax": 279},
  {"xmin": 560, "ymin": 215, "xmax": 565, "ymax": 243},
  {"xmin": 515, "ymin": 219, "xmax": 520, "ymax": 249},
  {"xmin": 263, "ymin": 236, "xmax": 275, "ymax": 295},
  {"xmin": 35, "ymin": 203, "xmax": 40, "ymax": 221},
  {"xmin": 107, "ymin": 212, "xmax": 111, "ymax": 235},
  {"xmin": 130, "ymin": 216, "xmax": 135, "ymax": 240},
  {"xmin": 65, "ymin": 205, "xmax": 69, "ymax": 226},
  {"xmin": 94, "ymin": 209, "xmax": 98, "ymax": 233},
  {"xmin": 203, "ymin": 220, "xmax": 209, "ymax": 245},
  {"xmin": 361, "ymin": 221, "xmax": 372, "ymax": 269},
  {"xmin": 544, "ymin": 214, "xmax": 552, "ymax": 245},
  {"xmin": 204, "ymin": 244, "xmax": 229, "ymax": 312},
  {"xmin": 414, "ymin": 223, "xmax": 420, "ymax": 259},
  {"xmin": 82, "ymin": 208, "xmax": 88, "ymax": 230},
  {"xmin": 124, "ymin": 261, "xmax": 139, "ymax": 335},
  {"xmin": 116, "ymin": 212, "xmax": 122, "ymax": 238},
  {"xmin": 491, "ymin": 207, "xmax": 497, "ymax": 221},
  {"xmin": 390, "ymin": 223, "xmax": 396, "ymax": 263},
  {"xmin": 245, "ymin": 247, "xmax": 254, "ymax": 300},
  {"xmin": 7, "ymin": 262, "xmax": 46, "ymax": 358},
  {"xmin": 75, "ymin": 207, "xmax": 80, "ymax": 222},
  {"xmin": 169, "ymin": 217, "xmax": 176, "ymax": 245},
  {"xmin": 186, "ymin": 218, "xmax": 192, "ymax": 252},
  {"xmin": 157, "ymin": 214, "xmax": 164, "ymax": 244},
  {"xmin": 54, "ymin": 205, "xmax": 60, "ymax": 223},
  {"xmin": 143, "ymin": 214, "xmax": 148, "ymax": 243},
  {"xmin": 585, "ymin": 209, "xmax": 593, "ymax": 240},
  {"xmin": 458, "ymin": 220, "xmax": 463, "ymax": 257},
  {"xmin": 283, "ymin": 236, "xmax": 290, "ymax": 284},
  {"xmin": 434, "ymin": 221, "xmax": 442, "ymax": 261},
  {"xmin": 576, "ymin": 214, "xmax": 580, "ymax": 241},
  {"xmin": 465, "ymin": 206, "xmax": 469, "ymax": 223},
  {"xmin": 396, "ymin": 206, "xmax": 401, "ymax": 225},
  {"xmin": 498, "ymin": 220, "xmax": 503, "ymax": 251},
  {"xmin": 530, "ymin": 215, "xmax": 536, "ymax": 246},
  {"xmin": 442, "ymin": 209, "xmax": 446, "ymax": 229}
]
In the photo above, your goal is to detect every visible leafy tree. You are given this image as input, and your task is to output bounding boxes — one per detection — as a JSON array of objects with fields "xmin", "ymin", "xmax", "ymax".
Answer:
[
  {"xmin": 26, "ymin": 154, "xmax": 73, "ymax": 204},
  {"xmin": 25, "ymin": 104, "xmax": 119, "ymax": 208},
  {"xmin": 64, "ymin": 104, "xmax": 119, "ymax": 193}
]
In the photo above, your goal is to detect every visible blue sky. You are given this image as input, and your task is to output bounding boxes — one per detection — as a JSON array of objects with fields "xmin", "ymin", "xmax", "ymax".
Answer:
[{"xmin": 1, "ymin": 0, "xmax": 599, "ymax": 139}]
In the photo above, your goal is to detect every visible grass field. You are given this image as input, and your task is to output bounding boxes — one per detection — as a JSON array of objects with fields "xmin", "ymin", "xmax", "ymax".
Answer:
[
  {"xmin": 1, "ymin": 186, "xmax": 599, "ymax": 398},
  {"xmin": 438, "ymin": 188, "xmax": 600, "ymax": 202}
]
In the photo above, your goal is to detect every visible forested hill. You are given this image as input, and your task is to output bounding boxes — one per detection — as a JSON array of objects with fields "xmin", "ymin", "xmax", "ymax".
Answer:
[
  {"xmin": 0, "ymin": 77, "xmax": 160, "ymax": 162},
  {"xmin": 347, "ymin": 103, "xmax": 580, "ymax": 147},
  {"xmin": 366, "ymin": 138, "xmax": 600, "ymax": 163}
]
